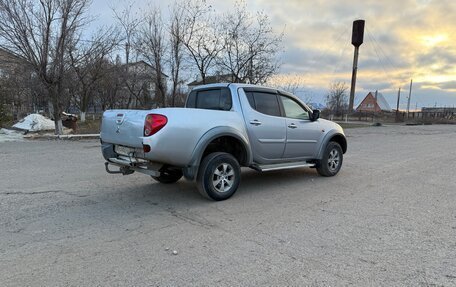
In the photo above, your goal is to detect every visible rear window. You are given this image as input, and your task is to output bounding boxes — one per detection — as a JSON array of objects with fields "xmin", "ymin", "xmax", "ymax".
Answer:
[{"xmin": 186, "ymin": 88, "xmax": 232, "ymax": 111}]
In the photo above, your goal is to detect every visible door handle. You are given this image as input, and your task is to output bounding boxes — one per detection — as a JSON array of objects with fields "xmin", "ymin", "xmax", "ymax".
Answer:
[
  {"xmin": 250, "ymin": 120, "xmax": 262, "ymax": 126},
  {"xmin": 288, "ymin": 123, "xmax": 298, "ymax": 129}
]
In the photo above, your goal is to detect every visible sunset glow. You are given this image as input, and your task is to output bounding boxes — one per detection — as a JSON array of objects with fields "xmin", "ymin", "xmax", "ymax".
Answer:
[
  {"xmin": 90, "ymin": 0, "xmax": 456, "ymax": 108},
  {"xmin": 420, "ymin": 34, "xmax": 448, "ymax": 47}
]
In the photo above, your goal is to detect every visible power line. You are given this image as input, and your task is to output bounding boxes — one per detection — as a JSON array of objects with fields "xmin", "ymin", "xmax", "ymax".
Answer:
[
  {"xmin": 309, "ymin": 23, "xmax": 352, "ymax": 67},
  {"xmin": 365, "ymin": 27, "xmax": 403, "ymax": 75},
  {"xmin": 365, "ymin": 30, "xmax": 402, "ymax": 90},
  {"xmin": 332, "ymin": 34, "xmax": 352, "ymax": 76},
  {"xmin": 364, "ymin": 30, "xmax": 419, "ymax": 111}
]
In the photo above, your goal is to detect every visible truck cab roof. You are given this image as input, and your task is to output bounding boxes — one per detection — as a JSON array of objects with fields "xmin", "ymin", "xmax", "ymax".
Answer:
[{"xmin": 190, "ymin": 83, "xmax": 303, "ymax": 104}]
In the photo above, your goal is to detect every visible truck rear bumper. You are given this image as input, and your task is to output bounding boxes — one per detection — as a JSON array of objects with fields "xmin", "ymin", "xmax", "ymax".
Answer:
[
  {"xmin": 102, "ymin": 143, "xmax": 162, "ymax": 177},
  {"xmin": 105, "ymin": 158, "xmax": 161, "ymax": 177}
]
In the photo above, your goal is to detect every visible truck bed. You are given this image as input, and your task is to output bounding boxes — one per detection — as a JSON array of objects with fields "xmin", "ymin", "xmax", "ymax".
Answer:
[{"xmin": 100, "ymin": 107, "xmax": 247, "ymax": 167}]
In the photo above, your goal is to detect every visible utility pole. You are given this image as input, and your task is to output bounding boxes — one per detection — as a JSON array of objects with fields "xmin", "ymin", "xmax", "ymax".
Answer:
[
  {"xmin": 348, "ymin": 20, "xmax": 365, "ymax": 113},
  {"xmin": 396, "ymin": 87, "xmax": 401, "ymax": 122},
  {"xmin": 374, "ymin": 90, "xmax": 378, "ymax": 117},
  {"xmin": 406, "ymin": 79, "xmax": 413, "ymax": 117}
]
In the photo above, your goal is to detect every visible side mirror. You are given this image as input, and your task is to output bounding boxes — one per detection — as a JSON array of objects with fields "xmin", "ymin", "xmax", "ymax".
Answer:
[{"xmin": 311, "ymin": 109, "xmax": 320, "ymax": 121}]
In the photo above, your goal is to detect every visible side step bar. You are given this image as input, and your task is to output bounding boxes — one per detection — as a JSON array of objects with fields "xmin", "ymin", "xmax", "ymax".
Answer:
[{"xmin": 250, "ymin": 161, "xmax": 315, "ymax": 172}]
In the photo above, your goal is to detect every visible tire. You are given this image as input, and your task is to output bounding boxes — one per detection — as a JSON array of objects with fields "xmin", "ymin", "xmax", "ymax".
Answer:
[
  {"xmin": 152, "ymin": 167, "xmax": 183, "ymax": 184},
  {"xmin": 316, "ymin": 141, "xmax": 343, "ymax": 177},
  {"xmin": 197, "ymin": 152, "xmax": 241, "ymax": 201}
]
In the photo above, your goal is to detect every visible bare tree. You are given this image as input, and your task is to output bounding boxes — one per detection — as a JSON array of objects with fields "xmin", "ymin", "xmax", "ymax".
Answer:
[
  {"xmin": 267, "ymin": 73, "xmax": 313, "ymax": 104},
  {"xmin": 112, "ymin": 1, "xmax": 143, "ymax": 108},
  {"xmin": 168, "ymin": 1, "xmax": 186, "ymax": 107},
  {"xmin": 325, "ymin": 82, "xmax": 348, "ymax": 116},
  {"xmin": 69, "ymin": 29, "xmax": 118, "ymax": 122},
  {"xmin": 219, "ymin": 1, "xmax": 283, "ymax": 84},
  {"xmin": 267, "ymin": 74, "xmax": 307, "ymax": 95},
  {"xmin": 96, "ymin": 56, "xmax": 123, "ymax": 110},
  {"xmin": 0, "ymin": 0, "xmax": 91, "ymax": 134},
  {"xmin": 136, "ymin": 7, "xmax": 167, "ymax": 107},
  {"xmin": 96, "ymin": 70, "xmax": 117, "ymax": 110},
  {"xmin": 180, "ymin": 0, "xmax": 223, "ymax": 84}
]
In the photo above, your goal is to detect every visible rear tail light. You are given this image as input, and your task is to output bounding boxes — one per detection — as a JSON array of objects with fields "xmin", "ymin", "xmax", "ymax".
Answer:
[{"xmin": 144, "ymin": 114, "xmax": 167, "ymax": 136}]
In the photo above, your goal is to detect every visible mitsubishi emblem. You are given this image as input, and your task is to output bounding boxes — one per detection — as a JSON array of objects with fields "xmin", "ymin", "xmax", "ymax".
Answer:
[{"xmin": 116, "ymin": 113, "xmax": 125, "ymax": 133}]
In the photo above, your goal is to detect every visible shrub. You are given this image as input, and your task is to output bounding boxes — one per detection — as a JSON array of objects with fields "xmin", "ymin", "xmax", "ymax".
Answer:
[{"xmin": 0, "ymin": 103, "xmax": 12, "ymax": 127}]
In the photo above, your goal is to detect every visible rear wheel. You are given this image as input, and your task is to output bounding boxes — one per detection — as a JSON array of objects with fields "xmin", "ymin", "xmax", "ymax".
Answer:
[
  {"xmin": 317, "ymin": 142, "xmax": 343, "ymax": 177},
  {"xmin": 152, "ymin": 167, "xmax": 183, "ymax": 184},
  {"xmin": 197, "ymin": 152, "xmax": 241, "ymax": 201}
]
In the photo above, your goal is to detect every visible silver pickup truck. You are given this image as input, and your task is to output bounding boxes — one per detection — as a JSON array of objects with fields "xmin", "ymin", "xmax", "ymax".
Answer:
[{"xmin": 100, "ymin": 83, "xmax": 347, "ymax": 200}]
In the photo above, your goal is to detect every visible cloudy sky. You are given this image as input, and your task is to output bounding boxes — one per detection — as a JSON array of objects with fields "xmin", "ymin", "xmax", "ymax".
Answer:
[{"xmin": 90, "ymin": 0, "xmax": 456, "ymax": 109}]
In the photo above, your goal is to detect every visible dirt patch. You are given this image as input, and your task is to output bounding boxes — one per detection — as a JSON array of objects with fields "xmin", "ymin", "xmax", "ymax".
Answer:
[{"xmin": 76, "ymin": 119, "xmax": 101, "ymax": 134}]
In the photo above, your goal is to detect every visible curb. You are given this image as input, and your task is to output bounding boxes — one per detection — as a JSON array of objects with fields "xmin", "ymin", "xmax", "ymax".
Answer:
[{"xmin": 24, "ymin": 134, "xmax": 100, "ymax": 140}]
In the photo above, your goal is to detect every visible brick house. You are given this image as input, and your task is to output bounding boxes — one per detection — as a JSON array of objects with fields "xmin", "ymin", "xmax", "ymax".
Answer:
[{"xmin": 356, "ymin": 91, "xmax": 391, "ymax": 113}]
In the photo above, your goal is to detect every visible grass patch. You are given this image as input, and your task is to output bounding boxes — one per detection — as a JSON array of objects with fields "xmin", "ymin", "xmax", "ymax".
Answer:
[
  {"xmin": 0, "ymin": 119, "xmax": 14, "ymax": 129},
  {"xmin": 337, "ymin": 122, "xmax": 372, "ymax": 129}
]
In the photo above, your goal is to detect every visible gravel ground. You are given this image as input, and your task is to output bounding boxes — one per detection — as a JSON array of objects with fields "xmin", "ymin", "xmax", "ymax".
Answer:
[{"xmin": 0, "ymin": 124, "xmax": 455, "ymax": 286}]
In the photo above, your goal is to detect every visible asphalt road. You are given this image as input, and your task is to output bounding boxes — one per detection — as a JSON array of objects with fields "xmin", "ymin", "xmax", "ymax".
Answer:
[{"xmin": 1, "ymin": 124, "xmax": 455, "ymax": 286}]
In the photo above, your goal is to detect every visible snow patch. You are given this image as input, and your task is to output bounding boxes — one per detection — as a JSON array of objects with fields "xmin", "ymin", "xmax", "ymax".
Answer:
[
  {"xmin": 0, "ymin": 128, "xmax": 24, "ymax": 142},
  {"xmin": 12, "ymin": 114, "xmax": 55, "ymax": 132}
]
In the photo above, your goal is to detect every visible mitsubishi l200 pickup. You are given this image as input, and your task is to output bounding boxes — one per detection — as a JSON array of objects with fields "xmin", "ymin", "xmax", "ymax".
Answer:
[{"xmin": 100, "ymin": 83, "xmax": 347, "ymax": 201}]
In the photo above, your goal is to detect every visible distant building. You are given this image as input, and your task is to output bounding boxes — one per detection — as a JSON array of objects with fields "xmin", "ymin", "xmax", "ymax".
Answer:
[
  {"xmin": 0, "ymin": 48, "xmax": 25, "ymax": 72},
  {"xmin": 0, "ymin": 48, "xmax": 41, "ymax": 119},
  {"xmin": 356, "ymin": 91, "xmax": 391, "ymax": 112}
]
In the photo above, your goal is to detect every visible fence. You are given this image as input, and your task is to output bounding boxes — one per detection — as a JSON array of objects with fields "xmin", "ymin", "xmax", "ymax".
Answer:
[{"xmin": 322, "ymin": 110, "xmax": 456, "ymax": 124}]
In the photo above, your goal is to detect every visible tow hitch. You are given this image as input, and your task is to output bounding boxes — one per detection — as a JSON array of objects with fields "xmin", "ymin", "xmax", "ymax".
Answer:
[{"xmin": 105, "ymin": 162, "xmax": 135, "ymax": 175}]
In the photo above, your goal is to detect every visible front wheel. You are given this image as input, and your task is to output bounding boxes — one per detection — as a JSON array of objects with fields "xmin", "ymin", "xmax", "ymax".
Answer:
[
  {"xmin": 317, "ymin": 142, "xmax": 343, "ymax": 177},
  {"xmin": 197, "ymin": 152, "xmax": 241, "ymax": 201}
]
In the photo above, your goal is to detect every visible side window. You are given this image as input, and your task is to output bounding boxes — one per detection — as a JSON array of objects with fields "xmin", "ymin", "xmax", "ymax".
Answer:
[
  {"xmin": 186, "ymin": 91, "xmax": 197, "ymax": 108},
  {"xmin": 246, "ymin": 92, "xmax": 255, "ymax": 109},
  {"xmin": 280, "ymin": 96, "xmax": 309, "ymax": 120},
  {"xmin": 186, "ymin": 88, "xmax": 232, "ymax": 111},
  {"xmin": 251, "ymin": 92, "xmax": 281, "ymax": 117},
  {"xmin": 220, "ymin": 88, "xmax": 232, "ymax": 110}
]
